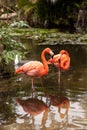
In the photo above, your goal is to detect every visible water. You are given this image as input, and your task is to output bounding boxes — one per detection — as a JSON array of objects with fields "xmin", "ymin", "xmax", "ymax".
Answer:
[{"xmin": 0, "ymin": 42, "xmax": 87, "ymax": 130}]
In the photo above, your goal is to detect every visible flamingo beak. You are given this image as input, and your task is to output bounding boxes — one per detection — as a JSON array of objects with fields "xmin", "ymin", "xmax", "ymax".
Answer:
[
  {"xmin": 51, "ymin": 51, "xmax": 54, "ymax": 59},
  {"xmin": 52, "ymin": 54, "xmax": 54, "ymax": 59}
]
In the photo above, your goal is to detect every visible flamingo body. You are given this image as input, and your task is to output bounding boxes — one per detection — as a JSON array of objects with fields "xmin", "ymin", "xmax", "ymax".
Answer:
[{"xmin": 15, "ymin": 61, "xmax": 46, "ymax": 77}]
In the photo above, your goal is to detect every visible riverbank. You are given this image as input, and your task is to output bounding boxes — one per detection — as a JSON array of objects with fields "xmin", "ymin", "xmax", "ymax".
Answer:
[{"xmin": 10, "ymin": 28, "xmax": 87, "ymax": 45}]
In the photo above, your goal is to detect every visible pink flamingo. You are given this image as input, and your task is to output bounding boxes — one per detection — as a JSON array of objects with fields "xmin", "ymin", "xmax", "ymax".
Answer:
[
  {"xmin": 15, "ymin": 48, "xmax": 54, "ymax": 91},
  {"xmin": 48, "ymin": 50, "xmax": 70, "ymax": 85},
  {"xmin": 48, "ymin": 50, "xmax": 70, "ymax": 70}
]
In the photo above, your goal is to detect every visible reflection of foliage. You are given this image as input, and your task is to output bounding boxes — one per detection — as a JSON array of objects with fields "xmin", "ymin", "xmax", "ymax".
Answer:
[{"xmin": 9, "ymin": 20, "xmax": 30, "ymax": 28}]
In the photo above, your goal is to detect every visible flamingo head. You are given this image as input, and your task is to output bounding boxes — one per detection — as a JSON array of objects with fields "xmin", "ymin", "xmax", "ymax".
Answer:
[
  {"xmin": 45, "ymin": 48, "xmax": 54, "ymax": 57},
  {"xmin": 44, "ymin": 48, "xmax": 54, "ymax": 63}
]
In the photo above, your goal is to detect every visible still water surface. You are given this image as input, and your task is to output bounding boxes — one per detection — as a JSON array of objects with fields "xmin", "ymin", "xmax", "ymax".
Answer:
[{"xmin": 0, "ymin": 41, "xmax": 87, "ymax": 130}]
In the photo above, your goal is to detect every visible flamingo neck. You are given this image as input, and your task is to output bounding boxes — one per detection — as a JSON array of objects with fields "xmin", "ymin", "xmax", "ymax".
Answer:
[{"xmin": 41, "ymin": 50, "xmax": 49, "ymax": 73}]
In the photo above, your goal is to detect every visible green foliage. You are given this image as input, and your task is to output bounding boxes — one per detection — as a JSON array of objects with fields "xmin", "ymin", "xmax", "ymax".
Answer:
[
  {"xmin": 1, "ymin": 0, "xmax": 87, "ymax": 31},
  {"xmin": 28, "ymin": 0, "xmax": 83, "ymax": 28},
  {"xmin": 37, "ymin": 0, "xmax": 56, "ymax": 21},
  {"xmin": 17, "ymin": 0, "xmax": 31, "ymax": 8},
  {"xmin": 0, "ymin": 21, "xmax": 8, "ymax": 28},
  {"xmin": 9, "ymin": 20, "xmax": 30, "ymax": 28},
  {"xmin": 17, "ymin": 0, "xmax": 36, "ymax": 13},
  {"xmin": 0, "ymin": 28, "xmax": 25, "ymax": 65}
]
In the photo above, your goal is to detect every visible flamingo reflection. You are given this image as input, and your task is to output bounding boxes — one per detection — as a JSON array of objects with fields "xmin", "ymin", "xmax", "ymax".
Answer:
[
  {"xmin": 50, "ymin": 95, "xmax": 70, "ymax": 119},
  {"xmin": 46, "ymin": 94, "xmax": 70, "ymax": 120},
  {"xmin": 15, "ymin": 91, "xmax": 70, "ymax": 129},
  {"xmin": 15, "ymin": 95, "xmax": 49, "ymax": 129},
  {"xmin": 16, "ymin": 98, "xmax": 48, "ymax": 116}
]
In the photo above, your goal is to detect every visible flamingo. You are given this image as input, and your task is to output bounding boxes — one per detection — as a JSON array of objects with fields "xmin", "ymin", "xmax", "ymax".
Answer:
[
  {"xmin": 48, "ymin": 50, "xmax": 70, "ymax": 70},
  {"xmin": 15, "ymin": 48, "xmax": 54, "ymax": 91},
  {"xmin": 48, "ymin": 50, "xmax": 70, "ymax": 86}
]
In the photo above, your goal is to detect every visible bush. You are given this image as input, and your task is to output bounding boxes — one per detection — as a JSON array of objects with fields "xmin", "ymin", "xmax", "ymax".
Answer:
[{"xmin": 0, "ymin": 28, "xmax": 26, "ymax": 76}]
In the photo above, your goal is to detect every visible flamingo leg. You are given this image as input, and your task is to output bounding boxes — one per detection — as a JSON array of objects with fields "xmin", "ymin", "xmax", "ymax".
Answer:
[
  {"xmin": 31, "ymin": 78, "xmax": 35, "ymax": 91},
  {"xmin": 57, "ymin": 55, "xmax": 61, "ymax": 88},
  {"xmin": 58, "ymin": 68, "xmax": 61, "ymax": 88}
]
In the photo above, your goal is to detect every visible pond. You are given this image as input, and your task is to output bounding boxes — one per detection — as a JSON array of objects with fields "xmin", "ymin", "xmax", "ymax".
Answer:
[{"xmin": 0, "ymin": 39, "xmax": 87, "ymax": 130}]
